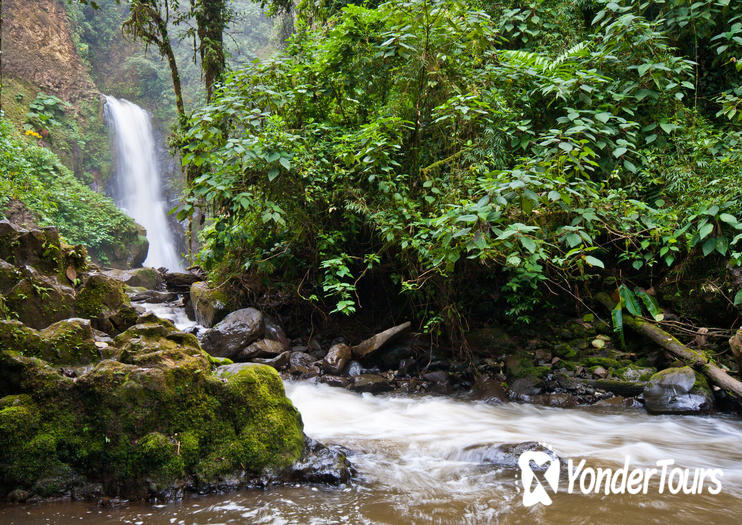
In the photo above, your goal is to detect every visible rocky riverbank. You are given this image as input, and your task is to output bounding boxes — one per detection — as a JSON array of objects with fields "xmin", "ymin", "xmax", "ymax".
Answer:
[
  {"xmin": 182, "ymin": 279, "xmax": 727, "ymax": 416},
  {"xmin": 0, "ymin": 220, "xmax": 350, "ymax": 505}
]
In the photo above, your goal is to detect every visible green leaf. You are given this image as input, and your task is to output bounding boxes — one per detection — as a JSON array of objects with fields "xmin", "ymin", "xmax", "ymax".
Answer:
[
  {"xmin": 698, "ymin": 223, "xmax": 714, "ymax": 240},
  {"xmin": 619, "ymin": 285, "xmax": 642, "ymax": 316},
  {"xmin": 720, "ymin": 213, "xmax": 738, "ymax": 225},
  {"xmin": 612, "ymin": 147, "xmax": 627, "ymax": 158},
  {"xmin": 584, "ymin": 255, "xmax": 605, "ymax": 269},
  {"xmin": 267, "ymin": 168, "xmax": 279, "ymax": 181},
  {"xmin": 734, "ymin": 290, "xmax": 742, "ymax": 306},
  {"xmin": 520, "ymin": 236, "xmax": 537, "ymax": 254},
  {"xmin": 702, "ymin": 237, "xmax": 716, "ymax": 256},
  {"xmin": 635, "ymin": 290, "xmax": 664, "ymax": 322}
]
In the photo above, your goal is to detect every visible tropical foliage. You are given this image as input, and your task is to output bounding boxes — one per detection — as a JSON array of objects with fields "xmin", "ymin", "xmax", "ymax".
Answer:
[{"xmin": 177, "ymin": 0, "xmax": 742, "ymax": 337}]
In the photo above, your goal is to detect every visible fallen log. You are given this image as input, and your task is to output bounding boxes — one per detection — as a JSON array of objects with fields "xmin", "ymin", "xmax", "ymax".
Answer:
[
  {"xmin": 351, "ymin": 321, "xmax": 411, "ymax": 359},
  {"xmin": 595, "ymin": 293, "xmax": 742, "ymax": 399}
]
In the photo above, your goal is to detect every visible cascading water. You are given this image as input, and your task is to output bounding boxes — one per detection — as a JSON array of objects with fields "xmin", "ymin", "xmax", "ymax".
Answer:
[{"xmin": 104, "ymin": 96, "xmax": 183, "ymax": 271}]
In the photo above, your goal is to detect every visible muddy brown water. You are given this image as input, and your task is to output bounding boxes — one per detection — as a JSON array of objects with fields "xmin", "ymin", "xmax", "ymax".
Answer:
[{"xmin": 2, "ymin": 380, "xmax": 741, "ymax": 524}]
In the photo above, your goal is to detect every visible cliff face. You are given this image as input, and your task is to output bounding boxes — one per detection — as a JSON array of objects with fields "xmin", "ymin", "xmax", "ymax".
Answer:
[{"xmin": 1, "ymin": 0, "xmax": 98, "ymax": 105}]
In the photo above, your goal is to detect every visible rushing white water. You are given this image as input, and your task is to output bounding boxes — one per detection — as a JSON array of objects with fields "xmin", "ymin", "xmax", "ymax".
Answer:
[{"xmin": 104, "ymin": 96, "xmax": 183, "ymax": 271}]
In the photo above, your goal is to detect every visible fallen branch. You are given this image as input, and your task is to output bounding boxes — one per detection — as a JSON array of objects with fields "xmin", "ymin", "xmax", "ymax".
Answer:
[{"xmin": 595, "ymin": 293, "xmax": 742, "ymax": 399}]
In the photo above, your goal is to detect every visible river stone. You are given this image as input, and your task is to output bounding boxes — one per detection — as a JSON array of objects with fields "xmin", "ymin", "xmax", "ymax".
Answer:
[
  {"xmin": 509, "ymin": 376, "xmax": 543, "ymax": 398},
  {"xmin": 163, "ymin": 271, "xmax": 202, "ymax": 292},
  {"xmin": 288, "ymin": 351, "xmax": 316, "ymax": 375},
  {"xmin": 104, "ymin": 268, "xmax": 162, "ymax": 290},
  {"xmin": 200, "ymin": 308, "xmax": 264, "ymax": 359},
  {"xmin": 264, "ymin": 316, "xmax": 290, "ymax": 349},
  {"xmin": 236, "ymin": 338, "xmax": 286, "ymax": 362},
  {"xmin": 471, "ymin": 374, "xmax": 507, "ymax": 403},
  {"xmin": 347, "ymin": 361, "xmax": 363, "ymax": 377},
  {"xmin": 213, "ymin": 362, "xmax": 265, "ymax": 378},
  {"xmin": 323, "ymin": 343, "xmax": 351, "ymax": 375},
  {"xmin": 460, "ymin": 441, "xmax": 561, "ymax": 470},
  {"xmin": 350, "ymin": 374, "xmax": 393, "ymax": 394},
  {"xmin": 252, "ymin": 351, "xmax": 291, "ymax": 370},
  {"xmin": 286, "ymin": 437, "xmax": 353, "ymax": 485},
  {"xmin": 643, "ymin": 366, "xmax": 714, "ymax": 415},
  {"xmin": 190, "ymin": 281, "xmax": 233, "ymax": 328}
]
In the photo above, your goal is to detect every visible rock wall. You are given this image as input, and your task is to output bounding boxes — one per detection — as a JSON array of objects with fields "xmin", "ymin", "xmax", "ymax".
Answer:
[{"xmin": 1, "ymin": 0, "xmax": 98, "ymax": 106}]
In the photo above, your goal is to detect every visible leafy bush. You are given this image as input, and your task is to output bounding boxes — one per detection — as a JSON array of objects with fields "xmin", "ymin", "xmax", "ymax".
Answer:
[
  {"xmin": 0, "ymin": 117, "xmax": 142, "ymax": 262},
  {"xmin": 180, "ymin": 0, "xmax": 742, "ymax": 333}
]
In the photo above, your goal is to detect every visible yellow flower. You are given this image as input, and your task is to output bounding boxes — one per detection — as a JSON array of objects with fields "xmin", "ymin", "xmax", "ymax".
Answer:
[{"xmin": 25, "ymin": 129, "xmax": 42, "ymax": 139}]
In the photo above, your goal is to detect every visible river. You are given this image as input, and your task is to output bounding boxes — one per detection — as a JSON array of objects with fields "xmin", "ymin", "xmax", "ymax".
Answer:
[{"xmin": 2, "ymin": 378, "xmax": 741, "ymax": 524}]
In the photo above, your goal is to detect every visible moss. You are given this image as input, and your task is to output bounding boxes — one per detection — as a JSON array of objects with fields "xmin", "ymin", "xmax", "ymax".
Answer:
[
  {"xmin": 134, "ymin": 432, "xmax": 185, "ymax": 486},
  {"xmin": 74, "ymin": 274, "xmax": 129, "ymax": 319},
  {"xmin": 583, "ymin": 356, "xmax": 623, "ymax": 369},
  {"xmin": 205, "ymin": 353, "xmax": 233, "ymax": 368},
  {"xmin": 553, "ymin": 343, "xmax": 577, "ymax": 359}
]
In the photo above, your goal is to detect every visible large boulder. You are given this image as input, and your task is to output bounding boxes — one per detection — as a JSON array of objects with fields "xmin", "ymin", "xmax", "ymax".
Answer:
[
  {"xmin": 2, "ymin": 267, "xmax": 76, "ymax": 329},
  {"xmin": 0, "ymin": 316, "xmax": 305, "ymax": 501},
  {"xmin": 200, "ymin": 308, "xmax": 264, "ymax": 359},
  {"xmin": 74, "ymin": 273, "xmax": 137, "ymax": 335},
  {"xmin": 190, "ymin": 281, "xmax": 234, "ymax": 327},
  {"xmin": 643, "ymin": 366, "xmax": 714, "ymax": 415},
  {"xmin": 103, "ymin": 268, "xmax": 162, "ymax": 290}
]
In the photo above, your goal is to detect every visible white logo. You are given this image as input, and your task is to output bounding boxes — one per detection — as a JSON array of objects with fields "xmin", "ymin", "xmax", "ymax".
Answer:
[
  {"xmin": 516, "ymin": 447, "xmax": 724, "ymax": 507},
  {"xmin": 518, "ymin": 450, "xmax": 560, "ymax": 507}
]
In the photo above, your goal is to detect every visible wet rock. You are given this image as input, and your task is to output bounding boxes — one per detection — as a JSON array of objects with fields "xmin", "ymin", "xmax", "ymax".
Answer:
[
  {"xmin": 422, "ymin": 370, "xmax": 451, "ymax": 393},
  {"xmin": 319, "ymin": 375, "xmax": 349, "ymax": 388},
  {"xmin": 286, "ymin": 437, "xmax": 353, "ymax": 484},
  {"xmin": 189, "ymin": 281, "xmax": 233, "ymax": 328},
  {"xmin": 236, "ymin": 338, "xmax": 285, "ymax": 361},
  {"xmin": 6, "ymin": 488, "xmax": 31, "ymax": 503},
  {"xmin": 264, "ymin": 317, "xmax": 290, "ymax": 350},
  {"xmin": 200, "ymin": 308, "xmax": 264, "ymax": 359},
  {"xmin": 252, "ymin": 351, "xmax": 291, "ymax": 370},
  {"xmin": 460, "ymin": 441, "xmax": 561, "ymax": 470},
  {"xmin": 529, "ymin": 393, "xmax": 577, "ymax": 408},
  {"xmin": 643, "ymin": 366, "xmax": 714, "ymax": 414},
  {"xmin": 288, "ymin": 351, "xmax": 316, "ymax": 375},
  {"xmin": 467, "ymin": 326, "xmax": 515, "ymax": 354},
  {"xmin": 351, "ymin": 322, "xmax": 411, "ymax": 359},
  {"xmin": 349, "ymin": 374, "xmax": 393, "ymax": 394},
  {"xmin": 129, "ymin": 290, "xmax": 178, "ymax": 303},
  {"xmin": 346, "ymin": 361, "xmax": 363, "ymax": 377},
  {"xmin": 103, "ymin": 268, "xmax": 162, "ymax": 290},
  {"xmin": 594, "ymin": 396, "xmax": 642, "ymax": 409},
  {"xmin": 323, "ymin": 343, "xmax": 351, "ymax": 375},
  {"xmin": 508, "ymin": 376, "xmax": 543, "ymax": 398},
  {"xmin": 589, "ymin": 379, "xmax": 645, "ymax": 397},
  {"xmin": 617, "ymin": 366, "xmax": 656, "ymax": 382},
  {"xmin": 397, "ymin": 357, "xmax": 416, "ymax": 376},
  {"xmin": 471, "ymin": 374, "xmax": 507, "ymax": 403},
  {"xmin": 162, "ymin": 271, "xmax": 202, "ymax": 292}
]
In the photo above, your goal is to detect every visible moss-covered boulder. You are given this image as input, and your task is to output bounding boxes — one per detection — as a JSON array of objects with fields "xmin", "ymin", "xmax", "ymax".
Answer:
[
  {"xmin": 74, "ymin": 273, "xmax": 137, "ymax": 334},
  {"xmin": 0, "ymin": 318, "xmax": 99, "ymax": 365},
  {"xmin": 190, "ymin": 281, "xmax": 234, "ymax": 327},
  {"xmin": 643, "ymin": 366, "xmax": 714, "ymax": 415},
  {"xmin": 103, "ymin": 267, "xmax": 162, "ymax": 290},
  {"xmin": 0, "ymin": 316, "xmax": 305, "ymax": 501},
  {"xmin": 2, "ymin": 268, "xmax": 76, "ymax": 329}
]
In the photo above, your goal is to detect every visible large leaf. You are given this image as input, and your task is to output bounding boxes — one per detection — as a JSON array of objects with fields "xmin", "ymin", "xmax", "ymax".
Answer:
[
  {"xmin": 619, "ymin": 285, "xmax": 642, "ymax": 317},
  {"xmin": 635, "ymin": 290, "xmax": 664, "ymax": 322}
]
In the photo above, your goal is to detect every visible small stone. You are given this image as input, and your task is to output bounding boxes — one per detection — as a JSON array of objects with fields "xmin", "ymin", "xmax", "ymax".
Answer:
[
  {"xmin": 591, "ymin": 338, "xmax": 606, "ymax": 349},
  {"xmin": 592, "ymin": 366, "xmax": 608, "ymax": 378},
  {"xmin": 323, "ymin": 343, "xmax": 351, "ymax": 375}
]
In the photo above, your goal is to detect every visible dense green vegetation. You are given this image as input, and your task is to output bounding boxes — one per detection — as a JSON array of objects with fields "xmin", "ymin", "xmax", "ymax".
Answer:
[
  {"xmin": 175, "ymin": 0, "xmax": 742, "ymax": 341},
  {"xmin": 0, "ymin": 119, "xmax": 143, "ymax": 264}
]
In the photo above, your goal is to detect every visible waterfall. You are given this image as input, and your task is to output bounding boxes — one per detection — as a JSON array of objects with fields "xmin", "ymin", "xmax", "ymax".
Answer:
[{"xmin": 104, "ymin": 96, "xmax": 183, "ymax": 271}]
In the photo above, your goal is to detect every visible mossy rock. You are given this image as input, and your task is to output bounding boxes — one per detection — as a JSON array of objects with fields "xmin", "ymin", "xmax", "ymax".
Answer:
[
  {"xmin": 190, "ymin": 281, "xmax": 235, "ymax": 328},
  {"xmin": 0, "ymin": 221, "xmax": 63, "ymax": 275},
  {"xmin": 643, "ymin": 366, "xmax": 714, "ymax": 414},
  {"xmin": 0, "ymin": 318, "xmax": 305, "ymax": 500},
  {"xmin": 0, "ymin": 318, "xmax": 99, "ymax": 365},
  {"xmin": 103, "ymin": 268, "xmax": 162, "ymax": 290},
  {"xmin": 74, "ymin": 273, "xmax": 136, "ymax": 335},
  {"xmin": 2, "ymin": 270, "xmax": 76, "ymax": 329}
]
